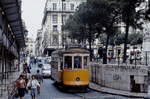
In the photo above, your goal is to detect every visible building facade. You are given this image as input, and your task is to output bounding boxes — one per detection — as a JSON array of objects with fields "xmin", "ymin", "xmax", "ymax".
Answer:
[
  {"xmin": 40, "ymin": 0, "xmax": 87, "ymax": 56},
  {"xmin": 35, "ymin": 29, "xmax": 43, "ymax": 57},
  {"xmin": 140, "ymin": 1, "xmax": 150, "ymax": 65},
  {"xmin": 25, "ymin": 37, "xmax": 34, "ymax": 57},
  {"xmin": 0, "ymin": 0, "xmax": 25, "ymax": 97}
]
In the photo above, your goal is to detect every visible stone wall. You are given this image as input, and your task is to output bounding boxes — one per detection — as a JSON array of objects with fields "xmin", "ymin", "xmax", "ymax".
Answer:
[{"xmin": 90, "ymin": 63, "xmax": 148, "ymax": 92}]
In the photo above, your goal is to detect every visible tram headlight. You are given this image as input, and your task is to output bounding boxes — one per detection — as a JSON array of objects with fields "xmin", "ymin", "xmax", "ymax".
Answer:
[{"xmin": 76, "ymin": 77, "xmax": 80, "ymax": 81}]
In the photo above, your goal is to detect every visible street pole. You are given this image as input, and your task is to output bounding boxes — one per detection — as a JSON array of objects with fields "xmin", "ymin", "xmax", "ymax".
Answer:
[
  {"xmin": 62, "ymin": 0, "xmax": 64, "ymax": 48},
  {"xmin": 134, "ymin": 45, "xmax": 137, "ymax": 66},
  {"xmin": 146, "ymin": 51, "xmax": 148, "ymax": 66},
  {"xmin": 61, "ymin": 0, "xmax": 65, "ymax": 49},
  {"xmin": 117, "ymin": 49, "xmax": 120, "ymax": 66}
]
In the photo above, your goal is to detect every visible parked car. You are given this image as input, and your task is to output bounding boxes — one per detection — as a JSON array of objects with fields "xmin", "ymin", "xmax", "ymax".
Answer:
[
  {"xmin": 41, "ymin": 64, "xmax": 51, "ymax": 78},
  {"xmin": 37, "ymin": 62, "xmax": 44, "ymax": 68}
]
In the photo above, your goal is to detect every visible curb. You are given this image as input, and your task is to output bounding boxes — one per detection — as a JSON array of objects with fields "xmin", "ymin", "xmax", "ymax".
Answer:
[{"xmin": 89, "ymin": 83, "xmax": 147, "ymax": 98}]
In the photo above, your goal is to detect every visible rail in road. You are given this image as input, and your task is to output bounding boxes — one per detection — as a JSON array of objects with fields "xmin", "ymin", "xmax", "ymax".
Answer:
[
  {"xmin": 24, "ymin": 64, "xmax": 143, "ymax": 99},
  {"xmin": 24, "ymin": 79, "xmax": 143, "ymax": 99}
]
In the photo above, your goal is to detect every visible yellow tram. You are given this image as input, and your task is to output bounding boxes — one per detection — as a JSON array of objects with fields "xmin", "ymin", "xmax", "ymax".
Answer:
[{"xmin": 51, "ymin": 48, "xmax": 90, "ymax": 90}]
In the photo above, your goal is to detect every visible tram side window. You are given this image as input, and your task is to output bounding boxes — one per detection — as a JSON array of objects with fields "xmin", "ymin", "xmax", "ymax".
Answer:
[
  {"xmin": 84, "ymin": 56, "xmax": 88, "ymax": 66},
  {"xmin": 60, "ymin": 62, "xmax": 63, "ymax": 70},
  {"xmin": 64, "ymin": 56, "xmax": 72, "ymax": 69},
  {"xmin": 74, "ymin": 56, "xmax": 81, "ymax": 68}
]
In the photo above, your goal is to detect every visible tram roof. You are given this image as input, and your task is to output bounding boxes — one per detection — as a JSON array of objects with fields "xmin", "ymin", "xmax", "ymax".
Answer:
[
  {"xmin": 52, "ymin": 48, "xmax": 89, "ymax": 55},
  {"xmin": 63, "ymin": 48, "xmax": 89, "ymax": 54},
  {"xmin": 51, "ymin": 49, "xmax": 65, "ymax": 55}
]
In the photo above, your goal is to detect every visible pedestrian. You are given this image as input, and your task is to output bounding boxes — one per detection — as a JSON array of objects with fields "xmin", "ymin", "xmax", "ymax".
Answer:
[
  {"xmin": 27, "ymin": 65, "xmax": 31, "ymax": 73},
  {"xmin": 22, "ymin": 69, "xmax": 31, "ymax": 82},
  {"xmin": 130, "ymin": 55, "xmax": 134, "ymax": 64},
  {"xmin": 36, "ymin": 70, "xmax": 43, "ymax": 94},
  {"xmin": 34, "ymin": 58, "xmax": 37, "ymax": 65},
  {"xmin": 108, "ymin": 55, "xmax": 112, "ymax": 63},
  {"xmin": 16, "ymin": 75, "xmax": 26, "ymax": 99},
  {"xmin": 23, "ymin": 63, "xmax": 28, "ymax": 73},
  {"xmin": 27, "ymin": 75, "xmax": 40, "ymax": 99},
  {"xmin": 22, "ymin": 75, "xmax": 29, "ymax": 94}
]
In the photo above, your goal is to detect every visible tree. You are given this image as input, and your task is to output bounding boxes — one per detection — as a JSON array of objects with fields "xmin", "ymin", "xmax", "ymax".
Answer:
[
  {"xmin": 87, "ymin": 0, "xmax": 121, "ymax": 63},
  {"xmin": 64, "ymin": 14, "xmax": 87, "ymax": 43},
  {"xmin": 65, "ymin": 2, "xmax": 100, "ymax": 61},
  {"xmin": 65, "ymin": 0, "xmax": 121, "ymax": 62},
  {"xmin": 146, "ymin": 0, "xmax": 150, "ymax": 20},
  {"xmin": 119, "ymin": 0, "xmax": 143, "ymax": 63},
  {"xmin": 128, "ymin": 32, "xmax": 143, "ymax": 45}
]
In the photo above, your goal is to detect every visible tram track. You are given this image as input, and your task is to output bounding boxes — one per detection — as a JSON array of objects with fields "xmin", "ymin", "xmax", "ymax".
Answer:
[
  {"xmin": 51, "ymin": 79, "xmax": 143, "ymax": 99},
  {"xmin": 72, "ymin": 93, "xmax": 113, "ymax": 99},
  {"xmin": 71, "ymin": 88, "xmax": 143, "ymax": 99},
  {"xmin": 70, "ymin": 88, "xmax": 106, "ymax": 99},
  {"xmin": 55, "ymin": 85, "xmax": 120, "ymax": 99}
]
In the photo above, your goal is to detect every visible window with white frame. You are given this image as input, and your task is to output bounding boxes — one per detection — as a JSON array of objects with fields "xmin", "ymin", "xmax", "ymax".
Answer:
[
  {"xmin": 53, "ymin": 25, "xmax": 58, "ymax": 32},
  {"xmin": 52, "ymin": 35, "xmax": 58, "ymax": 45},
  {"xmin": 70, "ymin": 3, "xmax": 74, "ymax": 10},
  {"xmin": 62, "ymin": 15, "xmax": 67, "ymax": 24},
  {"xmin": 63, "ymin": 3, "xmax": 66, "ymax": 11},
  {"xmin": 52, "ymin": 15, "xmax": 58, "ymax": 23},
  {"xmin": 53, "ymin": 3, "xmax": 57, "ymax": 10}
]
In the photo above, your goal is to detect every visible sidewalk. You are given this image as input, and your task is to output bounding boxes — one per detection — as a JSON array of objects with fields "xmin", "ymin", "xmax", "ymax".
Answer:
[
  {"xmin": 0, "ymin": 63, "xmax": 24, "ymax": 99},
  {"xmin": 89, "ymin": 83, "xmax": 147, "ymax": 98}
]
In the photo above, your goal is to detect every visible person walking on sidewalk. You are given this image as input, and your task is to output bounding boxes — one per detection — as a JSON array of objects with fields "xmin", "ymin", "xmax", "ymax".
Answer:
[
  {"xmin": 16, "ymin": 75, "xmax": 26, "ymax": 99},
  {"xmin": 27, "ymin": 75, "xmax": 40, "ymax": 99},
  {"xmin": 36, "ymin": 70, "xmax": 43, "ymax": 94}
]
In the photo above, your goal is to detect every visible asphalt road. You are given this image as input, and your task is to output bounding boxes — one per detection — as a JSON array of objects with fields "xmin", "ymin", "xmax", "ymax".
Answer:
[{"xmin": 24, "ymin": 63, "xmax": 144, "ymax": 99}]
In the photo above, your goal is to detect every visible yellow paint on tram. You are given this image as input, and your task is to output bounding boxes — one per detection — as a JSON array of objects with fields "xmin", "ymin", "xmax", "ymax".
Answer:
[
  {"xmin": 62, "ymin": 69, "xmax": 89, "ymax": 86},
  {"xmin": 51, "ymin": 48, "xmax": 90, "ymax": 90}
]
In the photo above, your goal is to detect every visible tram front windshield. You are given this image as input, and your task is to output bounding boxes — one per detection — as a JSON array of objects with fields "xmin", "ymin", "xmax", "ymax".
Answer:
[
  {"xmin": 64, "ymin": 56, "xmax": 72, "ymax": 69},
  {"xmin": 74, "ymin": 56, "xmax": 81, "ymax": 68}
]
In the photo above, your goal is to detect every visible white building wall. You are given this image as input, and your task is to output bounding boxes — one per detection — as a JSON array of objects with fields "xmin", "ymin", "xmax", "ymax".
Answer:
[
  {"xmin": 26, "ymin": 37, "xmax": 34, "ymax": 57},
  {"xmin": 41, "ymin": 0, "xmax": 87, "ymax": 53},
  {"xmin": 90, "ymin": 63, "xmax": 148, "ymax": 92},
  {"xmin": 142, "ymin": 22, "xmax": 150, "ymax": 64}
]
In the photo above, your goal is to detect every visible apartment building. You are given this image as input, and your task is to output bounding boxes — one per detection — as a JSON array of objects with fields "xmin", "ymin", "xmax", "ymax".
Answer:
[{"xmin": 41, "ymin": 0, "xmax": 87, "ymax": 56}]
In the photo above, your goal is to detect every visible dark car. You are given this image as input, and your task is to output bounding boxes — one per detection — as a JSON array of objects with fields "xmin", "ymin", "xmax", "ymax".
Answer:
[{"xmin": 37, "ymin": 62, "xmax": 44, "ymax": 68}]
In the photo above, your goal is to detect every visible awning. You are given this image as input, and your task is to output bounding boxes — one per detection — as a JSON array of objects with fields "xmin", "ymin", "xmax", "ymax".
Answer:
[{"xmin": 0, "ymin": 0, "xmax": 25, "ymax": 48}]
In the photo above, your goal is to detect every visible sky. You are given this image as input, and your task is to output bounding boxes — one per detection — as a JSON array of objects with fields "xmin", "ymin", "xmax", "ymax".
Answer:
[{"xmin": 22, "ymin": 0, "xmax": 46, "ymax": 40}]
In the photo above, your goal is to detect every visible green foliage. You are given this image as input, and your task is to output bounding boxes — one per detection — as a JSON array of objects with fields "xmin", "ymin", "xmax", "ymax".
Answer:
[
  {"xmin": 64, "ymin": 0, "xmax": 121, "ymax": 42},
  {"xmin": 145, "ymin": 1, "xmax": 150, "ymax": 20},
  {"xmin": 128, "ymin": 32, "xmax": 143, "ymax": 45},
  {"xmin": 117, "ymin": 0, "xmax": 144, "ymax": 62},
  {"xmin": 120, "ymin": 0, "xmax": 144, "ymax": 28},
  {"xmin": 114, "ymin": 33, "xmax": 125, "ymax": 45},
  {"xmin": 110, "ymin": 32, "xmax": 143, "ymax": 45},
  {"xmin": 64, "ymin": 14, "xmax": 86, "ymax": 41},
  {"xmin": 64, "ymin": 0, "xmax": 144, "ymax": 62}
]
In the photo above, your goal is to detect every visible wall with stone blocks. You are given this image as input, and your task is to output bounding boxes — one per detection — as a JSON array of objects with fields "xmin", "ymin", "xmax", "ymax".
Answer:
[{"xmin": 90, "ymin": 63, "xmax": 148, "ymax": 92}]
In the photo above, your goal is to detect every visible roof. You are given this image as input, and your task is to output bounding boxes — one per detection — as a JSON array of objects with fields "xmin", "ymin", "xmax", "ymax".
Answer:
[
  {"xmin": 0, "ymin": 0, "xmax": 25, "ymax": 48},
  {"xmin": 63, "ymin": 48, "xmax": 89, "ymax": 54},
  {"xmin": 51, "ymin": 49, "xmax": 65, "ymax": 56}
]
